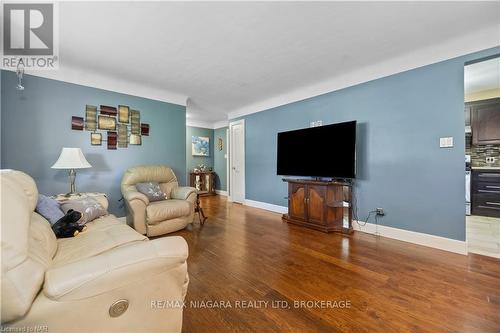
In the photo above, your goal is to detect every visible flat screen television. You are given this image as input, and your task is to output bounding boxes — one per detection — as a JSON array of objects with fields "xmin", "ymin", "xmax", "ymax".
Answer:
[{"xmin": 277, "ymin": 121, "xmax": 356, "ymax": 178}]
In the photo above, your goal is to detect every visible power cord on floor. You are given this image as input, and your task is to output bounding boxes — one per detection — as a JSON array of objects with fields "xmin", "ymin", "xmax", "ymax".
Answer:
[
  {"xmin": 356, "ymin": 210, "xmax": 377, "ymax": 226},
  {"xmin": 351, "ymin": 180, "xmax": 380, "ymax": 235},
  {"xmin": 351, "ymin": 181, "xmax": 371, "ymax": 226}
]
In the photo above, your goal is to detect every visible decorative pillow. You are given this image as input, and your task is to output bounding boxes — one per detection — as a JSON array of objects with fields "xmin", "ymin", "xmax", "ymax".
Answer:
[
  {"xmin": 36, "ymin": 194, "xmax": 65, "ymax": 225},
  {"xmin": 60, "ymin": 197, "xmax": 108, "ymax": 225},
  {"xmin": 136, "ymin": 182, "xmax": 168, "ymax": 202}
]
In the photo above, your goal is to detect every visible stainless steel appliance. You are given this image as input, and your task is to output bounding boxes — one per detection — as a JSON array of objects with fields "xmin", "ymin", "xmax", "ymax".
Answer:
[{"xmin": 465, "ymin": 155, "xmax": 471, "ymax": 215}]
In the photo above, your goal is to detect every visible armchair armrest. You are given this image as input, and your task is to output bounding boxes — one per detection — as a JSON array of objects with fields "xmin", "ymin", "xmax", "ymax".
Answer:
[
  {"xmin": 44, "ymin": 237, "xmax": 188, "ymax": 301},
  {"xmin": 123, "ymin": 189, "xmax": 149, "ymax": 205},
  {"xmin": 171, "ymin": 186, "xmax": 197, "ymax": 201}
]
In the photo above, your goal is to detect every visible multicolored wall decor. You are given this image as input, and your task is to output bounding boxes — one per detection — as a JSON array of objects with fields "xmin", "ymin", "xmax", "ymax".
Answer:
[{"xmin": 72, "ymin": 104, "xmax": 150, "ymax": 150}]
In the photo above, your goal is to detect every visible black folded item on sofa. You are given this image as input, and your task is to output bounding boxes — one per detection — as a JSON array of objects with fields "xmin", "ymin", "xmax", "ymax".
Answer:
[{"xmin": 51, "ymin": 209, "xmax": 87, "ymax": 238}]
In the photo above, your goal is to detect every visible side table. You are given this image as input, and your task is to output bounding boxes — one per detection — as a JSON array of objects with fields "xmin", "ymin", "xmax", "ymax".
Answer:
[{"xmin": 195, "ymin": 193, "xmax": 207, "ymax": 225}]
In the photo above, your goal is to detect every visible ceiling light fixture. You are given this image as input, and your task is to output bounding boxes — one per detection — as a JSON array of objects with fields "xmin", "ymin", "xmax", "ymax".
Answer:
[{"xmin": 16, "ymin": 61, "xmax": 25, "ymax": 91}]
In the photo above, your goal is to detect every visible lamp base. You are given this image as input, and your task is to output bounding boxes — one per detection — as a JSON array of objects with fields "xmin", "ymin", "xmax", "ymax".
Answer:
[{"xmin": 69, "ymin": 169, "xmax": 77, "ymax": 194}]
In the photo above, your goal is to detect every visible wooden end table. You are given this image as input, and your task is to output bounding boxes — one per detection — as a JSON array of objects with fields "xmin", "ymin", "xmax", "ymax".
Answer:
[{"xmin": 195, "ymin": 193, "xmax": 207, "ymax": 225}]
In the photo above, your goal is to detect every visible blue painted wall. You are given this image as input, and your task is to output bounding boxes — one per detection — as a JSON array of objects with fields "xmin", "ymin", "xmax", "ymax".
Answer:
[
  {"xmin": 234, "ymin": 46, "xmax": 500, "ymax": 241},
  {"xmin": 185, "ymin": 126, "xmax": 227, "ymax": 191},
  {"xmin": 214, "ymin": 127, "xmax": 228, "ymax": 191},
  {"xmin": 1, "ymin": 71, "xmax": 187, "ymax": 216},
  {"xmin": 186, "ymin": 126, "xmax": 214, "ymax": 175}
]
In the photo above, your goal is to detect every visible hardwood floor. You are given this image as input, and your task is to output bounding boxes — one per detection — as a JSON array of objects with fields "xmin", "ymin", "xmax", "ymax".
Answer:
[{"xmin": 172, "ymin": 195, "xmax": 500, "ymax": 333}]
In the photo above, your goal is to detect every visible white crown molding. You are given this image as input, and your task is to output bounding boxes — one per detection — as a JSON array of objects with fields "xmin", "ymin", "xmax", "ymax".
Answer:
[
  {"xmin": 186, "ymin": 119, "xmax": 215, "ymax": 129},
  {"xmin": 187, "ymin": 119, "xmax": 229, "ymax": 129},
  {"xmin": 353, "ymin": 220, "xmax": 467, "ymax": 255},
  {"xmin": 228, "ymin": 26, "xmax": 500, "ymax": 120},
  {"xmin": 9, "ymin": 24, "xmax": 497, "ymax": 124},
  {"xmin": 213, "ymin": 120, "xmax": 229, "ymax": 129},
  {"xmin": 15, "ymin": 66, "xmax": 187, "ymax": 106}
]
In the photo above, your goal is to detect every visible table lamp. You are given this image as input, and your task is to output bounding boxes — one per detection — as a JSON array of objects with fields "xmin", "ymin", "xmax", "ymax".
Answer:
[{"xmin": 51, "ymin": 148, "xmax": 92, "ymax": 194}]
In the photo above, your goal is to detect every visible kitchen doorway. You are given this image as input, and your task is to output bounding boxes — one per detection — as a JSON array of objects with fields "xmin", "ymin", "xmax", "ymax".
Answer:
[{"xmin": 464, "ymin": 56, "xmax": 500, "ymax": 258}]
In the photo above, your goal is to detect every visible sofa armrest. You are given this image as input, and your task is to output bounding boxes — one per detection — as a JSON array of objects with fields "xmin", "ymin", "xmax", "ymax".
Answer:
[
  {"xmin": 93, "ymin": 195, "xmax": 109, "ymax": 211},
  {"xmin": 171, "ymin": 186, "xmax": 197, "ymax": 201},
  {"xmin": 123, "ymin": 189, "xmax": 149, "ymax": 205},
  {"xmin": 44, "ymin": 237, "xmax": 188, "ymax": 301}
]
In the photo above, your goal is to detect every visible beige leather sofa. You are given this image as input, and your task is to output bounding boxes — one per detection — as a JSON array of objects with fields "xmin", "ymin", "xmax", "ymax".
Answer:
[
  {"xmin": 1, "ymin": 170, "xmax": 189, "ymax": 332},
  {"xmin": 121, "ymin": 165, "xmax": 197, "ymax": 237}
]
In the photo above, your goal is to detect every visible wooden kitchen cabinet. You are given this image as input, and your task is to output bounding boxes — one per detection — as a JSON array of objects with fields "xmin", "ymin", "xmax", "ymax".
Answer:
[
  {"xmin": 471, "ymin": 169, "xmax": 500, "ymax": 218},
  {"xmin": 469, "ymin": 97, "xmax": 500, "ymax": 145}
]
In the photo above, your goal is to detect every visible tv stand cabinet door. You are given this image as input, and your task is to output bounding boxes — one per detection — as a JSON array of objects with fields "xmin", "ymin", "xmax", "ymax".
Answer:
[
  {"xmin": 307, "ymin": 185, "xmax": 326, "ymax": 225},
  {"xmin": 289, "ymin": 183, "xmax": 307, "ymax": 220}
]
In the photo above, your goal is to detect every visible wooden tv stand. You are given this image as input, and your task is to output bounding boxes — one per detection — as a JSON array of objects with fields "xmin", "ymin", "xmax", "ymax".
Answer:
[{"xmin": 282, "ymin": 178, "xmax": 353, "ymax": 234}]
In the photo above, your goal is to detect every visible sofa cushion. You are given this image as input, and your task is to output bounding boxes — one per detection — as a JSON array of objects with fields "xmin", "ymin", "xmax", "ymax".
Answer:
[
  {"xmin": 51, "ymin": 215, "xmax": 147, "ymax": 267},
  {"xmin": 121, "ymin": 165, "xmax": 178, "ymax": 193},
  {"xmin": 146, "ymin": 199, "xmax": 191, "ymax": 224}
]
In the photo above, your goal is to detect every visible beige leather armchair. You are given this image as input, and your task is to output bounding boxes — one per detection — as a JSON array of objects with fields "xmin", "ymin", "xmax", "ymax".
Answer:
[
  {"xmin": 121, "ymin": 165, "xmax": 197, "ymax": 236},
  {"xmin": 1, "ymin": 170, "xmax": 189, "ymax": 332}
]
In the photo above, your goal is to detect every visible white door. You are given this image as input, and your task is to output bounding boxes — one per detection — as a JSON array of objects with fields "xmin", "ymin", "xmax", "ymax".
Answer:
[{"xmin": 229, "ymin": 120, "xmax": 245, "ymax": 203}]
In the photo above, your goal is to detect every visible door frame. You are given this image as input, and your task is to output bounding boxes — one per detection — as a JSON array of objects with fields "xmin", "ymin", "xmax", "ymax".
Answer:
[
  {"xmin": 229, "ymin": 119, "xmax": 245, "ymax": 203},
  {"xmin": 226, "ymin": 128, "xmax": 230, "ymax": 199}
]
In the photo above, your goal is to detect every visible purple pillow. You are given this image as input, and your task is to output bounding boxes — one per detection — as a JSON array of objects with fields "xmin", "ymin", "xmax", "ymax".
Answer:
[
  {"xmin": 36, "ymin": 194, "xmax": 65, "ymax": 225},
  {"xmin": 136, "ymin": 182, "xmax": 168, "ymax": 202},
  {"xmin": 60, "ymin": 197, "xmax": 108, "ymax": 225}
]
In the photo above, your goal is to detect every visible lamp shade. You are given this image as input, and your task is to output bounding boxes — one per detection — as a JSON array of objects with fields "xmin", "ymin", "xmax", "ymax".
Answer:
[{"xmin": 51, "ymin": 148, "xmax": 92, "ymax": 169}]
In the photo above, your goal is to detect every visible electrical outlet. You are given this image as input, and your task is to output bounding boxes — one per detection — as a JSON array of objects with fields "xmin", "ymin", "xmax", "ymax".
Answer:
[
  {"xmin": 486, "ymin": 157, "xmax": 496, "ymax": 164},
  {"xmin": 376, "ymin": 208, "xmax": 385, "ymax": 216}
]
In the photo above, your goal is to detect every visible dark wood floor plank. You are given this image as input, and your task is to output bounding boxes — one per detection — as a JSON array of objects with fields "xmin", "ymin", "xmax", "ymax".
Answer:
[{"xmin": 171, "ymin": 196, "xmax": 500, "ymax": 333}]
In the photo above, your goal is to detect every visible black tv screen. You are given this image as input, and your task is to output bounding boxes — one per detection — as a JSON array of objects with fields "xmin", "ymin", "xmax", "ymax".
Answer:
[{"xmin": 277, "ymin": 121, "xmax": 356, "ymax": 178}]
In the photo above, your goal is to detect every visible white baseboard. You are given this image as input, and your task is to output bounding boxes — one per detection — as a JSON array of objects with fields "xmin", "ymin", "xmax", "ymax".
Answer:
[
  {"xmin": 240, "ymin": 199, "xmax": 467, "ymax": 255},
  {"xmin": 244, "ymin": 199, "xmax": 288, "ymax": 214},
  {"xmin": 216, "ymin": 190, "xmax": 228, "ymax": 196},
  {"xmin": 353, "ymin": 221, "xmax": 467, "ymax": 255}
]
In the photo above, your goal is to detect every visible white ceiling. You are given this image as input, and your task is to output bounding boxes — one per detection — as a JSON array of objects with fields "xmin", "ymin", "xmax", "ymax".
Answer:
[
  {"xmin": 28, "ymin": 1, "xmax": 500, "ymax": 128},
  {"xmin": 465, "ymin": 57, "xmax": 500, "ymax": 94}
]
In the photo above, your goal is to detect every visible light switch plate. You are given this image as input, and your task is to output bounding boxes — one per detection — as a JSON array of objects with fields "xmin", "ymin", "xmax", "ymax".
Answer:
[
  {"xmin": 310, "ymin": 120, "xmax": 323, "ymax": 128},
  {"xmin": 440, "ymin": 137, "xmax": 454, "ymax": 148}
]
